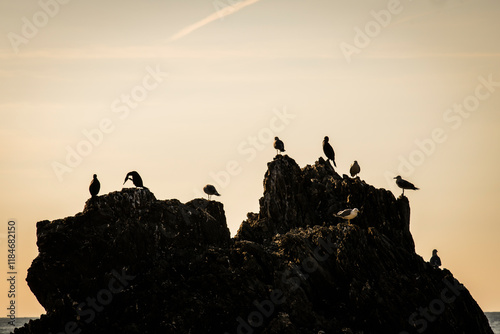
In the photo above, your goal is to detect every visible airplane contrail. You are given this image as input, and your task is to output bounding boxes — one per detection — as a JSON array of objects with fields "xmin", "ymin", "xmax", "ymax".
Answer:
[{"xmin": 168, "ymin": 0, "xmax": 262, "ymax": 42}]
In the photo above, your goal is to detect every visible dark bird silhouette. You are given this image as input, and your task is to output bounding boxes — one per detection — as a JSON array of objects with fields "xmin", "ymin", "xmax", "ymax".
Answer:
[
  {"xmin": 334, "ymin": 208, "xmax": 360, "ymax": 224},
  {"xmin": 394, "ymin": 175, "xmax": 419, "ymax": 195},
  {"xmin": 123, "ymin": 171, "xmax": 144, "ymax": 188},
  {"xmin": 322, "ymin": 136, "xmax": 336, "ymax": 167},
  {"xmin": 273, "ymin": 137, "xmax": 285, "ymax": 155},
  {"xmin": 350, "ymin": 160, "xmax": 360, "ymax": 177},
  {"xmin": 203, "ymin": 184, "xmax": 220, "ymax": 200},
  {"xmin": 430, "ymin": 249, "xmax": 441, "ymax": 269},
  {"xmin": 89, "ymin": 174, "xmax": 100, "ymax": 198}
]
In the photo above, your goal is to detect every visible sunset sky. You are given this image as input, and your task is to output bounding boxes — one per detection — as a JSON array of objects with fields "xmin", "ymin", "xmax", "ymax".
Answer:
[{"xmin": 1, "ymin": 0, "xmax": 499, "ymax": 317}]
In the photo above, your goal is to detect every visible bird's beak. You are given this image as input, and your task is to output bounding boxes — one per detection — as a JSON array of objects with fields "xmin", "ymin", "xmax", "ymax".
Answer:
[
  {"xmin": 393, "ymin": 177, "xmax": 397, "ymax": 179},
  {"xmin": 123, "ymin": 177, "xmax": 129, "ymax": 185}
]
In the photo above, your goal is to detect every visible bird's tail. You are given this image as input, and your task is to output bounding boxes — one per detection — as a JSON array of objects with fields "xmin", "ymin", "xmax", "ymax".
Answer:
[{"xmin": 215, "ymin": 192, "xmax": 221, "ymax": 196}]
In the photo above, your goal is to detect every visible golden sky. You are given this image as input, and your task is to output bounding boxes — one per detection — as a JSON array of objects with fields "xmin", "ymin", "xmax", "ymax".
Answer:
[{"xmin": 1, "ymin": 0, "xmax": 499, "ymax": 317}]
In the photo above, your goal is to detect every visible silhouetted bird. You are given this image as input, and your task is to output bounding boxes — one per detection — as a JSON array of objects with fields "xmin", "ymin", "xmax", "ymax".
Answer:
[
  {"xmin": 394, "ymin": 175, "xmax": 419, "ymax": 195},
  {"xmin": 123, "ymin": 171, "xmax": 144, "ymax": 188},
  {"xmin": 334, "ymin": 208, "xmax": 359, "ymax": 223},
  {"xmin": 89, "ymin": 174, "xmax": 100, "ymax": 198},
  {"xmin": 350, "ymin": 160, "xmax": 360, "ymax": 177},
  {"xmin": 273, "ymin": 137, "xmax": 285, "ymax": 155},
  {"xmin": 203, "ymin": 184, "xmax": 220, "ymax": 200},
  {"xmin": 430, "ymin": 249, "xmax": 441, "ymax": 269},
  {"xmin": 322, "ymin": 136, "xmax": 336, "ymax": 167}
]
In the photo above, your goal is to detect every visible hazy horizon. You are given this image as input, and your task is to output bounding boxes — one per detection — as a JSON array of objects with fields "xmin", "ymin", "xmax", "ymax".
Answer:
[{"xmin": 1, "ymin": 0, "xmax": 499, "ymax": 317}]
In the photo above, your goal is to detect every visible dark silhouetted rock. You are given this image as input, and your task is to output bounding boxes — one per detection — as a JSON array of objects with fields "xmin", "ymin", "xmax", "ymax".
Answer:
[{"xmin": 17, "ymin": 157, "xmax": 492, "ymax": 334}]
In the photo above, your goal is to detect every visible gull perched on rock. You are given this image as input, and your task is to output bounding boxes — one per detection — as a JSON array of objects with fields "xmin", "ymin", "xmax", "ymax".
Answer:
[
  {"xmin": 334, "ymin": 208, "xmax": 359, "ymax": 223},
  {"xmin": 203, "ymin": 184, "xmax": 220, "ymax": 200},
  {"xmin": 350, "ymin": 160, "xmax": 360, "ymax": 177},
  {"xmin": 394, "ymin": 175, "xmax": 419, "ymax": 195},
  {"xmin": 273, "ymin": 137, "xmax": 285, "ymax": 155}
]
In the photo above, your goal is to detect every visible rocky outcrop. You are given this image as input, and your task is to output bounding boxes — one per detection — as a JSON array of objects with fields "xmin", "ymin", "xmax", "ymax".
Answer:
[{"xmin": 17, "ymin": 155, "xmax": 492, "ymax": 334}]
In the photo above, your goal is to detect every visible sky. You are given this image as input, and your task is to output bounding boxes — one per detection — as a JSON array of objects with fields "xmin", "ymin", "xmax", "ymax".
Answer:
[{"xmin": 0, "ymin": 0, "xmax": 499, "ymax": 317}]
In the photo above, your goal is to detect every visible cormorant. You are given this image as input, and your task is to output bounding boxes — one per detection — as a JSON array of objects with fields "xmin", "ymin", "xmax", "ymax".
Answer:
[
  {"xmin": 394, "ymin": 175, "xmax": 419, "ymax": 195},
  {"xmin": 203, "ymin": 184, "xmax": 220, "ymax": 200},
  {"xmin": 273, "ymin": 137, "xmax": 285, "ymax": 155},
  {"xmin": 89, "ymin": 174, "xmax": 100, "ymax": 198},
  {"xmin": 123, "ymin": 171, "xmax": 144, "ymax": 188},
  {"xmin": 322, "ymin": 136, "xmax": 336, "ymax": 167},
  {"xmin": 430, "ymin": 249, "xmax": 441, "ymax": 269},
  {"xmin": 350, "ymin": 160, "xmax": 360, "ymax": 177},
  {"xmin": 334, "ymin": 208, "xmax": 359, "ymax": 223}
]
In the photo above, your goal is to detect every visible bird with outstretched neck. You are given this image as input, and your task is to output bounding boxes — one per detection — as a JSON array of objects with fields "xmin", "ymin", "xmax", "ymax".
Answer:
[{"xmin": 322, "ymin": 136, "xmax": 336, "ymax": 167}]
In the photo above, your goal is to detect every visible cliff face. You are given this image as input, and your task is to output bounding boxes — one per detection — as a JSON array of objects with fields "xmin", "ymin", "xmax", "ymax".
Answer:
[{"xmin": 18, "ymin": 155, "xmax": 492, "ymax": 334}]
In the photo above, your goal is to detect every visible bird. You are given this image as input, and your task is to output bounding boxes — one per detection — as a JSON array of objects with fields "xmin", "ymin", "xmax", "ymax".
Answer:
[
  {"xmin": 430, "ymin": 249, "xmax": 441, "ymax": 269},
  {"xmin": 350, "ymin": 160, "xmax": 360, "ymax": 177},
  {"xmin": 123, "ymin": 171, "xmax": 145, "ymax": 188},
  {"xmin": 203, "ymin": 184, "xmax": 220, "ymax": 200},
  {"xmin": 273, "ymin": 137, "xmax": 285, "ymax": 155},
  {"xmin": 394, "ymin": 175, "xmax": 419, "ymax": 195},
  {"xmin": 89, "ymin": 174, "xmax": 100, "ymax": 198},
  {"xmin": 322, "ymin": 136, "xmax": 336, "ymax": 167},
  {"xmin": 334, "ymin": 208, "xmax": 360, "ymax": 223}
]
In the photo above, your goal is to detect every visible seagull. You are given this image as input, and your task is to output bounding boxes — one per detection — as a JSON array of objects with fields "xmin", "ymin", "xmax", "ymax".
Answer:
[
  {"xmin": 394, "ymin": 175, "xmax": 419, "ymax": 195},
  {"xmin": 350, "ymin": 160, "xmax": 360, "ymax": 177},
  {"xmin": 322, "ymin": 136, "xmax": 336, "ymax": 167},
  {"xmin": 123, "ymin": 171, "xmax": 145, "ymax": 188},
  {"xmin": 89, "ymin": 174, "xmax": 100, "ymax": 198},
  {"xmin": 203, "ymin": 184, "xmax": 220, "ymax": 200},
  {"xmin": 430, "ymin": 249, "xmax": 441, "ymax": 269},
  {"xmin": 334, "ymin": 208, "xmax": 359, "ymax": 223},
  {"xmin": 273, "ymin": 137, "xmax": 285, "ymax": 155}
]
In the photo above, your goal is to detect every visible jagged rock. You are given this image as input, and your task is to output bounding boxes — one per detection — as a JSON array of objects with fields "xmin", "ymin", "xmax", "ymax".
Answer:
[{"xmin": 17, "ymin": 157, "xmax": 492, "ymax": 334}]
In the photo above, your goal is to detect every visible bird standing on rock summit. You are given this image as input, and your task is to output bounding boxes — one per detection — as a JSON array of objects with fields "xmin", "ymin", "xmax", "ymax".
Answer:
[
  {"xmin": 123, "ymin": 171, "xmax": 145, "ymax": 188},
  {"xmin": 350, "ymin": 160, "xmax": 360, "ymax": 177},
  {"xmin": 394, "ymin": 175, "xmax": 419, "ymax": 195},
  {"xmin": 273, "ymin": 137, "xmax": 285, "ymax": 155},
  {"xmin": 203, "ymin": 184, "xmax": 220, "ymax": 200},
  {"xmin": 322, "ymin": 136, "xmax": 336, "ymax": 167},
  {"xmin": 430, "ymin": 249, "xmax": 441, "ymax": 269},
  {"xmin": 89, "ymin": 174, "xmax": 100, "ymax": 198}
]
